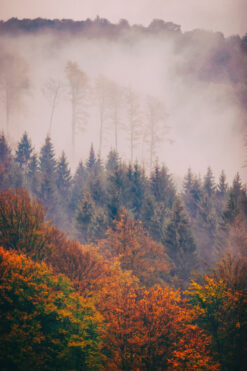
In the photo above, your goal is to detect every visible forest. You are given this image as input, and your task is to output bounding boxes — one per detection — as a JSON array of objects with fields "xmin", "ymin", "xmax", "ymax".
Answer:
[
  {"xmin": 0, "ymin": 131, "xmax": 247, "ymax": 370},
  {"xmin": 0, "ymin": 14, "xmax": 247, "ymax": 371}
]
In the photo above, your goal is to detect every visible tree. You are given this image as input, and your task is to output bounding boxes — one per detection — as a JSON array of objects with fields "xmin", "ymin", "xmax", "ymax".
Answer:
[
  {"xmin": 94, "ymin": 74, "xmax": 111, "ymax": 156},
  {"xmin": 124, "ymin": 87, "xmax": 142, "ymax": 164},
  {"xmin": 0, "ymin": 133, "xmax": 12, "ymax": 189},
  {"xmin": 70, "ymin": 161, "xmax": 87, "ymax": 212},
  {"xmin": 145, "ymin": 96, "xmax": 169, "ymax": 170},
  {"xmin": 0, "ymin": 247, "xmax": 103, "ymax": 371},
  {"xmin": 65, "ymin": 61, "xmax": 89, "ymax": 158},
  {"xmin": 102, "ymin": 208, "xmax": 169, "ymax": 287},
  {"xmin": 42, "ymin": 78, "xmax": 62, "ymax": 136},
  {"xmin": 87, "ymin": 144, "xmax": 96, "ymax": 172},
  {"xmin": 0, "ymin": 188, "xmax": 47, "ymax": 259},
  {"xmin": 108, "ymin": 80, "xmax": 124, "ymax": 151},
  {"xmin": 15, "ymin": 132, "xmax": 33, "ymax": 169},
  {"xmin": 27, "ymin": 153, "xmax": 40, "ymax": 196},
  {"xmin": 0, "ymin": 52, "xmax": 30, "ymax": 137},
  {"xmin": 106, "ymin": 149, "xmax": 120, "ymax": 173},
  {"xmin": 163, "ymin": 198, "xmax": 199, "ymax": 284},
  {"xmin": 150, "ymin": 164, "xmax": 176, "ymax": 208},
  {"xmin": 39, "ymin": 136, "xmax": 58, "ymax": 217},
  {"xmin": 203, "ymin": 167, "xmax": 215, "ymax": 197},
  {"xmin": 56, "ymin": 151, "xmax": 72, "ymax": 200},
  {"xmin": 15, "ymin": 132, "xmax": 33, "ymax": 189},
  {"xmin": 186, "ymin": 254, "xmax": 247, "ymax": 370}
]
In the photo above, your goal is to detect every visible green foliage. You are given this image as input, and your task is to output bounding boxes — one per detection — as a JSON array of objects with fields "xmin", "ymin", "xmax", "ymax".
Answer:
[
  {"xmin": 186, "ymin": 254, "xmax": 247, "ymax": 370},
  {"xmin": 0, "ymin": 247, "xmax": 103, "ymax": 371},
  {"xmin": 0, "ymin": 188, "xmax": 47, "ymax": 259},
  {"xmin": 163, "ymin": 198, "xmax": 199, "ymax": 284}
]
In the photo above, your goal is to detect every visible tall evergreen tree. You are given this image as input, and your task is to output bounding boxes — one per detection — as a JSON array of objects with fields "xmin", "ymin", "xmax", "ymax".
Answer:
[
  {"xmin": 106, "ymin": 149, "xmax": 119, "ymax": 173},
  {"xmin": 27, "ymin": 153, "xmax": 40, "ymax": 196},
  {"xmin": 203, "ymin": 167, "xmax": 215, "ymax": 197},
  {"xmin": 15, "ymin": 132, "xmax": 33, "ymax": 169},
  {"xmin": 87, "ymin": 144, "xmax": 96, "ymax": 172},
  {"xmin": 0, "ymin": 134, "xmax": 12, "ymax": 189},
  {"xmin": 163, "ymin": 198, "xmax": 198, "ymax": 284},
  {"xmin": 56, "ymin": 151, "xmax": 72, "ymax": 200},
  {"xmin": 70, "ymin": 161, "xmax": 87, "ymax": 212},
  {"xmin": 39, "ymin": 136, "xmax": 57, "ymax": 217},
  {"xmin": 150, "ymin": 165, "xmax": 175, "ymax": 208}
]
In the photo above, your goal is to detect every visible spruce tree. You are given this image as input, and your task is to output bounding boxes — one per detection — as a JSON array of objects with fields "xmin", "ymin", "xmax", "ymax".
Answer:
[
  {"xmin": 106, "ymin": 149, "xmax": 119, "ymax": 172},
  {"xmin": 0, "ymin": 134, "xmax": 12, "ymax": 189},
  {"xmin": 163, "ymin": 198, "xmax": 198, "ymax": 284},
  {"xmin": 27, "ymin": 153, "xmax": 40, "ymax": 196},
  {"xmin": 15, "ymin": 132, "xmax": 33, "ymax": 170},
  {"xmin": 70, "ymin": 161, "xmax": 86, "ymax": 212},
  {"xmin": 150, "ymin": 165, "xmax": 175, "ymax": 208},
  {"xmin": 87, "ymin": 144, "xmax": 96, "ymax": 172},
  {"xmin": 203, "ymin": 167, "xmax": 215, "ymax": 197},
  {"xmin": 39, "ymin": 136, "xmax": 57, "ymax": 217},
  {"xmin": 56, "ymin": 151, "xmax": 72, "ymax": 200}
]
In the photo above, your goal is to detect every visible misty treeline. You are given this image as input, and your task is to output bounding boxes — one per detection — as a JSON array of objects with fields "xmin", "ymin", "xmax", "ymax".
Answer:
[
  {"xmin": 0, "ymin": 131, "xmax": 247, "ymax": 370},
  {"xmin": 0, "ymin": 17, "xmax": 247, "ymax": 170},
  {"xmin": 0, "ymin": 51, "xmax": 168, "ymax": 168}
]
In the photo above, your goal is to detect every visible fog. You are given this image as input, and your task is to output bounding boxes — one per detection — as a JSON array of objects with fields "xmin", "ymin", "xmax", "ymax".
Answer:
[{"xmin": 0, "ymin": 20, "xmax": 246, "ymax": 183}]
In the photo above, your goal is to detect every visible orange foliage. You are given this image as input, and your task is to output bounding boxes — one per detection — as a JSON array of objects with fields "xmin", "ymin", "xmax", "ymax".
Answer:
[
  {"xmin": 45, "ymin": 225, "xmax": 113, "ymax": 295},
  {"xmin": 98, "ymin": 280, "xmax": 219, "ymax": 370},
  {"xmin": 100, "ymin": 208, "xmax": 169, "ymax": 287}
]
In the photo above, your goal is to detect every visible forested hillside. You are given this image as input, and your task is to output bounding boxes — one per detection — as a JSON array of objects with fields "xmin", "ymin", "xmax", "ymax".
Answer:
[{"xmin": 0, "ymin": 132, "xmax": 247, "ymax": 370}]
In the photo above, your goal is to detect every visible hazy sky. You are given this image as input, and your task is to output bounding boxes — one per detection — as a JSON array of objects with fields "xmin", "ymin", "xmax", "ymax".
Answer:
[{"xmin": 0, "ymin": 0, "xmax": 246, "ymax": 36}]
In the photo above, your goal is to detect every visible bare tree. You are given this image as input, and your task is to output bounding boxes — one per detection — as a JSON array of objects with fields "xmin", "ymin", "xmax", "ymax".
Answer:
[
  {"xmin": 65, "ymin": 61, "xmax": 89, "ymax": 157},
  {"xmin": 108, "ymin": 80, "xmax": 124, "ymax": 152},
  {"xmin": 145, "ymin": 96, "xmax": 170, "ymax": 170},
  {"xmin": 94, "ymin": 74, "xmax": 113, "ymax": 157},
  {"xmin": 0, "ymin": 52, "xmax": 30, "ymax": 137},
  {"xmin": 125, "ymin": 87, "xmax": 142, "ymax": 164},
  {"xmin": 42, "ymin": 78, "xmax": 62, "ymax": 136}
]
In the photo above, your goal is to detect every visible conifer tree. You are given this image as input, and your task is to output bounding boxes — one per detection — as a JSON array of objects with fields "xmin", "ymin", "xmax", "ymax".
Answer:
[
  {"xmin": 56, "ymin": 151, "xmax": 71, "ymax": 200},
  {"xmin": 0, "ymin": 134, "xmax": 12, "ymax": 189},
  {"xmin": 217, "ymin": 170, "xmax": 228, "ymax": 198},
  {"xmin": 150, "ymin": 164, "xmax": 175, "ymax": 208},
  {"xmin": 203, "ymin": 167, "xmax": 215, "ymax": 197},
  {"xmin": 106, "ymin": 149, "xmax": 119, "ymax": 172},
  {"xmin": 87, "ymin": 144, "xmax": 96, "ymax": 171},
  {"xmin": 15, "ymin": 132, "xmax": 33, "ymax": 169},
  {"xmin": 163, "ymin": 198, "xmax": 198, "ymax": 284},
  {"xmin": 70, "ymin": 161, "xmax": 86, "ymax": 212},
  {"xmin": 27, "ymin": 153, "xmax": 40, "ymax": 196},
  {"xmin": 39, "ymin": 136, "xmax": 58, "ymax": 217}
]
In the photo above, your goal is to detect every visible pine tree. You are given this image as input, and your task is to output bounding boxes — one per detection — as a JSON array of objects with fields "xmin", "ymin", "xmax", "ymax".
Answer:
[
  {"xmin": 163, "ymin": 198, "xmax": 198, "ymax": 284},
  {"xmin": 217, "ymin": 170, "xmax": 228, "ymax": 197},
  {"xmin": 15, "ymin": 132, "xmax": 33, "ymax": 169},
  {"xmin": 39, "ymin": 136, "xmax": 57, "ymax": 217},
  {"xmin": 27, "ymin": 153, "xmax": 40, "ymax": 196},
  {"xmin": 0, "ymin": 134, "xmax": 12, "ymax": 189},
  {"xmin": 150, "ymin": 164, "xmax": 175, "ymax": 208},
  {"xmin": 56, "ymin": 151, "xmax": 71, "ymax": 200},
  {"xmin": 127, "ymin": 163, "xmax": 146, "ymax": 215},
  {"xmin": 87, "ymin": 144, "xmax": 96, "ymax": 171},
  {"xmin": 215, "ymin": 170, "xmax": 228, "ymax": 214},
  {"xmin": 203, "ymin": 167, "xmax": 215, "ymax": 197},
  {"xmin": 70, "ymin": 161, "xmax": 86, "ymax": 212},
  {"xmin": 106, "ymin": 149, "xmax": 119, "ymax": 172}
]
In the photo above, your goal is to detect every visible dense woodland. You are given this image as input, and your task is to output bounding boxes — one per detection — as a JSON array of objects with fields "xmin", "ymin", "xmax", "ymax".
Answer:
[{"xmin": 0, "ymin": 132, "xmax": 247, "ymax": 370}]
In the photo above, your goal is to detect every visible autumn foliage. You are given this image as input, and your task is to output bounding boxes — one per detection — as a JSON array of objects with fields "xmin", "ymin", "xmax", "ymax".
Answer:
[{"xmin": 0, "ymin": 188, "xmax": 246, "ymax": 370}]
